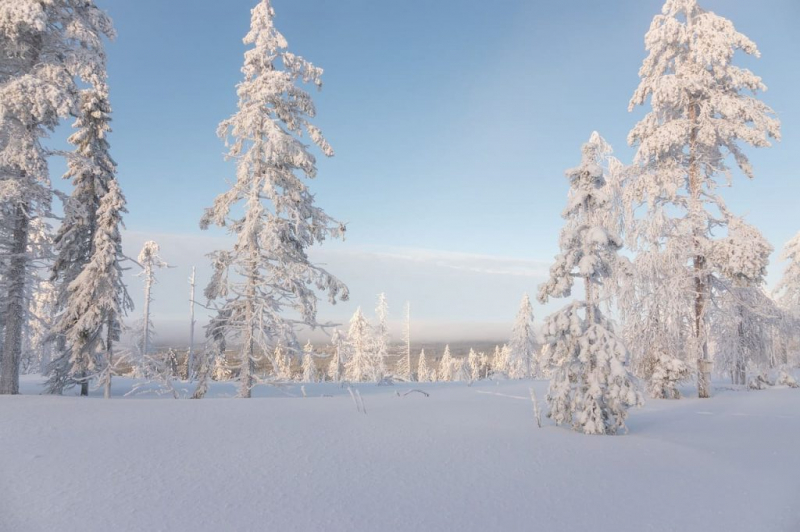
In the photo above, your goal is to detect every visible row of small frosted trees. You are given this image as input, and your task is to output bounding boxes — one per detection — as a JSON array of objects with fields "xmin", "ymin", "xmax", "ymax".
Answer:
[{"xmin": 201, "ymin": 292, "xmax": 540, "ymax": 386}]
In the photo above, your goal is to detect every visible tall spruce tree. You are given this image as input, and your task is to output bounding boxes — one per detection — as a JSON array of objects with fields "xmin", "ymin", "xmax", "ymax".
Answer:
[
  {"xmin": 201, "ymin": 0, "xmax": 348, "ymax": 398},
  {"xmin": 0, "ymin": 1, "xmax": 114, "ymax": 395},
  {"xmin": 538, "ymin": 133, "xmax": 642, "ymax": 435},
  {"xmin": 47, "ymin": 88, "xmax": 131, "ymax": 397}
]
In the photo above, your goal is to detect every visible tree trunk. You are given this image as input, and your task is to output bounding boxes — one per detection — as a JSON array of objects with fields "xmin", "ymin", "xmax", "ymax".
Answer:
[
  {"xmin": 142, "ymin": 269, "xmax": 152, "ymax": 356},
  {"xmin": 104, "ymin": 316, "xmax": 114, "ymax": 399},
  {"xmin": 688, "ymin": 101, "xmax": 711, "ymax": 399},
  {"xmin": 1, "ymin": 204, "xmax": 31, "ymax": 395},
  {"xmin": 187, "ymin": 267, "xmax": 196, "ymax": 380}
]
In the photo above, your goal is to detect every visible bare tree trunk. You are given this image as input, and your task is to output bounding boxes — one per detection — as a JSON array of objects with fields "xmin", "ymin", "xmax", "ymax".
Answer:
[
  {"xmin": 142, "ymin": 267, "xmax": 152, "ymax": 356},
  {"xmin": 104, "ymin": 315, "xmax": 114, "ymax": 399},
  {"xmin": 1, "ymin": 204, "xmax": 31, "ymax": 395},
  {"xmin": 187, "ymin": 267, "xmax": 196, "ymax": 380}
]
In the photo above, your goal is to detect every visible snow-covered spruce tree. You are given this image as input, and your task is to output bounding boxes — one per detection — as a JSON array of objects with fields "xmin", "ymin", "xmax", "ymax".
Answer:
[
  {"xmin": 273, "ymin": 345, "xmax": 293, "ymax": 381},
  {"xmin": 327, "ymin": 328, "xmax": 346, "ymax": 382},
  {"xmin": 394, "ymin": 302, "xmax": 413, "ymax": 380},
  {"xmin": 46, "ymin": 89, "xmax": 132, "ymax": 397},
  {"xmin": 212, "ymin": 352, "xmax": 232, "ymax": 381},
  {"xmin": 711, "ymin": 219, "xmax": 778, "ymax": 384},
  {"xmin": 627, "ymin": 0, "xmax": 781, "ymax": 398},
  {"xmin": 372, "ymin": 293, "xmax": 389, "ymax": 381},
  {"xmin": 301, "ymin": 341, "xmax": 319, "ymax": 383},
  {"xmin": 507, "ymin": 293, "xmax": 537, "ymax": 379},
  {"xmin": 137, "ymin": 240, "xmax": 167, "ymax": 357},
  {"xmin": 200, "ymin": 0, "xmax": 348, "ymax": 398},
  {"xmin": 0, "ymin": 1, "xmax": 114, "ymax": 395},
  {"xmin": 417, "ymin": 349, "xmax": 432, "ymax": 382},
  {"xmin": 343, "ymin": 307, "xmax": 373, "ymax": 382},
  {"xmin": 538, "ymin": 132, "xmax": 642, "ymax": 435},
  {"xmin": 437, "ymin": 344, "xmax": 455, "ymax": 382},
  {"xmin": 467, "ymin": 348, "xmax": 481, "ymax": 381}
]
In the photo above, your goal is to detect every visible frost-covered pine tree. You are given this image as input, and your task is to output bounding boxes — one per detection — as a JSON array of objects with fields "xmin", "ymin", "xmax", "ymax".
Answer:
[
  {"xmin": 0, "ymin": 1, "xmax": 114, "ymax": 395},
  {"xmin": 212, "ymin": 353, "xmax": 232, "ymax": 381},
  {"xmin": 137, "ymin": 240, "xmax": 167, "ymax": 357},
  {"xmin": 273, "ymin": 345, "xmax": 293, "ymax": 381},
  {"xmin": 327, "ymin": 328, "xmax": 346, "ymax": 382},
  {"xmin": 467, "ymin": 348, "xmax": 481, "ymax": 381},
  {"xmin": 507, "ymin": 293, "xmax": 537, "ymax": 379},
  {"xmin": 301, "ymin": 341, "xmax": 319, "ymax": 383},
  {"xmin": 46, "ymin": 89, "xmax": 132, "ymax": 397},
  {"xmin": 417, "ymin": 349, "xmax": 432, "ymax": 382},
  {"xmin": 627, "ymin": 0, "xmax": 781, "ymax": 398},
  {"xmin": 372, "ymin": 293, "xmax": 389, "ymax": 381},
  {"xmin": 538, "ymin": 132, "xmax": 642, "ymax": 435},
  {"xmin": 344, "ymin": 307, "xmax": 373, "ymax": 382},
  {"xmin": 200, "ymin": 0, "xmax": 348, "ymax": 398},
  {"xmin": 437, "ymin": 344, "xmax": 455, "ymax": 382}
]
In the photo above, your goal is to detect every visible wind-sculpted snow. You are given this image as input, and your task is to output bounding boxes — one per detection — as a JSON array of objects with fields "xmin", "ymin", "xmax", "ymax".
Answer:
[{"xmin": 2, "ymin": 375, "xmax": 799, "ymax": 532}]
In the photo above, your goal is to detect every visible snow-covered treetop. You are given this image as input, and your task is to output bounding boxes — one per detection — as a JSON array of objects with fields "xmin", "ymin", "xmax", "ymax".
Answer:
[
  {"xmin": 628, "ymin": 0, "xmax": 780, "ymax": 192},
  {"xmin": 0, "ymin": 0, "xmax": 114, "ymax": 211},
  {"xmin": 538, "ymin": 132, "xmax": 623, "ymax": 303},
  {"xmin": 137, "ymin": 241, "xmax": 168, "ymax": 270},
  {"xmin": 712, "ymin": 217, "xmax": 772, "ymax": 287}
]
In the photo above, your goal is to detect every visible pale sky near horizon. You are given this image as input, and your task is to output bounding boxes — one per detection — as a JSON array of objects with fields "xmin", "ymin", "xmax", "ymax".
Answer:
[{"xmin": 49, "ymin": 0, "xmax": 800, "ymax": 345}]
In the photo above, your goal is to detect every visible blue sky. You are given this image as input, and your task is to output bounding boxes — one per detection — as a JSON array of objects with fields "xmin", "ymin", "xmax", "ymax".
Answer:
[{"xmin": 59, "ymin": 0, "xmax": 800, "ymax": 343}]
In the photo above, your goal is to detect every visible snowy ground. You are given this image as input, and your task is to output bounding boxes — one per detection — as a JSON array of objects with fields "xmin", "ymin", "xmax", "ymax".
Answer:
[{"xmin": 2, "ymin": 375, "xmax": 799, "ymax": 532}]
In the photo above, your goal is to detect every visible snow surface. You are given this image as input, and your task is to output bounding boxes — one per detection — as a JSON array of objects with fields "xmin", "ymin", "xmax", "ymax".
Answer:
[{"xmin": 2, "ymin": 376, "xmax": 799, "ymax": 532}]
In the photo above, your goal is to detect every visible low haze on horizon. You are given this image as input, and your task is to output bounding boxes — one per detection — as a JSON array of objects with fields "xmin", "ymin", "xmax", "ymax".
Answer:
[{"xmin": 57, "ymin": 0, "xmax": 800, "ymax": 345}]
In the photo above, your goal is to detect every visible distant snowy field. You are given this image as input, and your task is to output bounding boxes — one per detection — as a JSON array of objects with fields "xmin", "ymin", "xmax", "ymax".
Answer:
[{"xmin": 2, "ymin": 376, "xmax": 799, "ymax": 532}]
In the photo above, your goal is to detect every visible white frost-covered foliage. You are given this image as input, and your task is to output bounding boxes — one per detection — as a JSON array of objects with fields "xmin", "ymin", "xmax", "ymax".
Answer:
[
  {"xmin": 372, "ymin": 293, "xmax": 389, "ymax": 381},
  {"xmin": 541, "ymin": 303, "xmax": 642, "ymax": 435},
  {"xmin": 20, "ymin": 220, "xmax": 56, "ymax": 375},
  {"xmin": 0, "ymin": 0, "xmax": 114, "ymax": 395},
  {"xmin": 301, "ymin": 341, "xmax": 319, "ymax": 383},
  {"xmin": 437, "ymin": 345, "xmax": 456, "ymax": 382},
  {"xmin": 507, "ymin": 293, "xmax": 537, "ymax": 379},
  {"xmin": 46, "ymin": 89, "xmax": 131, "ymax": 397},
  {"xmin": 343, "ymin": 307, "xmax": 373, "ymax": 382},
  {"xmin": 648, "ymin": 352, "xmax": 691, "ymax": 399},
  {"xmin": 416, "ymin": 349, "xmax": 432, "ymax": 382},
  {"xmin": 327, "ymin": 328, "xmax": 346, "ymax": 382},
  {"xmin": 467, "ymin": 349, "xmax": 481, "ymax": 381},
  {"xmin": 212, "ymin": 353, "xmax": 232, "ymax": 382},
  {"xmin": 199, "ymin": 0, "xmax": 347, "ymax": 398},
  {"xmin": 272, "ymin": 345, "xmax": 293, "ymax": 381},
  {"xmin": 538, "ymin": 133, "xmax": 642, "ymax": 435},
  {"xmin": 775, "ymin": 232, "xmax": 800, "ymax": 315},
  {"xmin": 774, "ymin": 232, "xmax": 800, "ymax": 367},
  {"xmin": 137, "ymin": 240, "xmax": 167, "ymax": 357},
  {"xmin": 711, "ymin": 219, "xmax": 778, "ymax": 384},
  {"xmin": 626, "ymin": 0, "xmax": 780, "ymax": 398}
]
